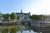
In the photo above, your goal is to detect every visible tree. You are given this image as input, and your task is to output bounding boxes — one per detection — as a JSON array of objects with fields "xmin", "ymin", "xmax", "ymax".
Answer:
[
  {"xmin": 10, "ymin": 13, "xmax": 17, "ymax": 20},
  {"xmin": 29, "ymin": 15, "xmax": 46, "ymax": 20},
  {"xmin": 10, "ymin": 13, "xmax": 17, "ymax": 24},
  {"xmin": 2, "ymin": 14, "xmax": 10, "ymax": 20},
  {"xmin": 17, "ymin": 16, "xmax": 20, "ymax": 19}
]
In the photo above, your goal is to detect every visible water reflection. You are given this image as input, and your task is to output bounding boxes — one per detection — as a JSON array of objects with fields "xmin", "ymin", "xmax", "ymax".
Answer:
[
  {"xmin": 0, "ymin": 25, "xmax": 50, "ymax": 33},
  {"xmin": 0, "ymin": 25, "xmax": 20, "ymax": 33},
  {"xmin": 32, "ymin": 26, "xmax": 50, "ymax": 33}
]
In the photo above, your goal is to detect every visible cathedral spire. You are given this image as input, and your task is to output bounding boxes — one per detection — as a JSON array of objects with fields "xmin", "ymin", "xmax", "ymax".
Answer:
[{"xmin": 21, "ymin": 9, "xmax": 23, "ymax": 13}]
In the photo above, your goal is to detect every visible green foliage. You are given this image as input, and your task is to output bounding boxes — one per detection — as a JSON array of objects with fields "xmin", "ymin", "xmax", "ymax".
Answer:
[
  {"xmin": 29, "ymin": 15, "xmax": 47, "ymax": 20},
  {"xmin": 2, "ymin": 28, "xmax": 8, "ymax": 33},
  {"xmin": 10, "ymin": 28, "xmax": 16, "ymax": 33},
  {"xmin": 2, "ymin": 13, "xmax": 17, "ymax": 20},
  {"xmin": 0, "ymin": 12, "xmax": 2, "ymax": 16},
  {"xmin": 10, "ymin": 13, "xmax": 17, "ymax": 20},
  {"xmin": 17, "ymin": 16, "xmax": 20, "ymax": 19},
  {"xmin": 10, "ymin": 26, "xmax": 20, "ymax": 33},
  {"xmin": 2, "ymin": 14, "xmax": 10, "ymax": 20}
]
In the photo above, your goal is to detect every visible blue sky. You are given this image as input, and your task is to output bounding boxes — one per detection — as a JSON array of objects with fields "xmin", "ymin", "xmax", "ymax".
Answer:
[{"xmin": 0, "ymin": 0, "xmax": 50, "ymax": 15}]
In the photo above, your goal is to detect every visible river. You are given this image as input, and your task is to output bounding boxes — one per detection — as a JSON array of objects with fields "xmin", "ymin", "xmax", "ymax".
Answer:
[{"xmin": 0, "ymin": 25, "xmax": 50, "ymax": 33}]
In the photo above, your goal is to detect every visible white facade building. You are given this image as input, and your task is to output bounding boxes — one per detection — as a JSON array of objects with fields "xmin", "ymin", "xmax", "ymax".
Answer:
[{"xmin": 16, "ymin": 10, "xmax": 31, "ymax": 25}]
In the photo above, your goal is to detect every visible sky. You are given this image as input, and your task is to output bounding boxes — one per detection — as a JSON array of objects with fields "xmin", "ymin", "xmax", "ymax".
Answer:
[{"xmin": 0, "ymin": 0, "xmax": 50, "ymax": 15}]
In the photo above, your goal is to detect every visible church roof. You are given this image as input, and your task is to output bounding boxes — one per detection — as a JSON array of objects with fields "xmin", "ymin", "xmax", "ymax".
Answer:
[
  {"xmin": 16, "ymin": 9, "xmax": 30, "ymax": 15},
  {"xmin": 16, "ymin": 13, "xmax": 29, "ymax": 15}
]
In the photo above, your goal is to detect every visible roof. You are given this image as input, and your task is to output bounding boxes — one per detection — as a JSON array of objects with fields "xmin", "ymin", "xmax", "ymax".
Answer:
[{"xmin": 16, "ymin": 13, "xmax": 29, "ymax": 15}]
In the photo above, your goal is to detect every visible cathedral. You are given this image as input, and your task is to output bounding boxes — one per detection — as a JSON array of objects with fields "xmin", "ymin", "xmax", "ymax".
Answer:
[
  {"xmin": 16, "ymin": 9, "xmax": 30, "ymax": 18},
  {"xmin": 16, "ymin": 10, "xmax": 32, "ymax": 25}
]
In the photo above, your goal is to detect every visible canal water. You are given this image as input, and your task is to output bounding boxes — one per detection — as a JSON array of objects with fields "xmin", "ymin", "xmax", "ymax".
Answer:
[{"xmin": 0, "ymin": 25, "xmax": 50, "ymax": 33}]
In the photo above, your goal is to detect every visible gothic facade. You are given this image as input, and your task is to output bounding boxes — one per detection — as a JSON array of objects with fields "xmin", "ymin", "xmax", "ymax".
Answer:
[{"xmin": 16, "ymin": 10, "xmax": 32, "ymax": 25}]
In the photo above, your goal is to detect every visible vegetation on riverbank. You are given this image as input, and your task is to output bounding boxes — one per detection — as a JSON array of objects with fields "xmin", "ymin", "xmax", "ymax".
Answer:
[
  {"xmin": 0, "ymin": 12, "xmax": 20, "ymax": 24},
  {"xmin": 2, "ymin": 13, "xmax": 17, "ymax": 20},
  {"xmin": 2, "ymin": 25, "xmax": 20, "ymax": 33},
  {"xmin": 29, "ymin": 15, "xmax": 47, "ymax": 20}
]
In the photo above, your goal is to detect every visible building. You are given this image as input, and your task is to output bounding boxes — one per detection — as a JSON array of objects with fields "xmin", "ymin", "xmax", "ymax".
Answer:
[{"xmin": 16, "ymin": 10, "xmax": 32, "ymax": 25}]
